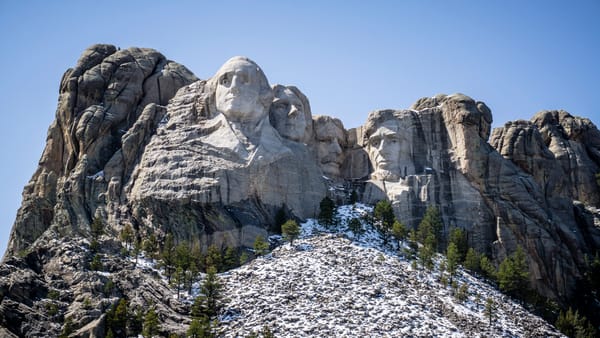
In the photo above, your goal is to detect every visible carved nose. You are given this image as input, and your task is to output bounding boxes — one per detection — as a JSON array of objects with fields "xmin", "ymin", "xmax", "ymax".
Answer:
[
  {"xmin": 288, "ymin": 105, "xmax": 299, "ymax": 117},
  {"xmin": 330, "ymin": 140, "xmax": 342, "ymax": 154}
]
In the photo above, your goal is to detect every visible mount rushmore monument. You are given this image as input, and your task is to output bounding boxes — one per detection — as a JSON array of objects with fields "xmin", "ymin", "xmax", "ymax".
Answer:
[{"xmin": 3, "ymin": 44, "xmax": 600, "ymax": 313}]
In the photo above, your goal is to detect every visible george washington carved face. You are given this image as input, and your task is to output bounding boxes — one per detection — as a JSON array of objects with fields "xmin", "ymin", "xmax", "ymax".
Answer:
[{"xmin": 214, "ymin": 57, "xmax": 272, "ymax": 125}]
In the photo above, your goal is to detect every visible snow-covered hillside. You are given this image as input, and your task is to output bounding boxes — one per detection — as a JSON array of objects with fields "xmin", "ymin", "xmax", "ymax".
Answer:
[{"xmin": 217, "ymin": 204, "xmax": 563, "ymax": 337}]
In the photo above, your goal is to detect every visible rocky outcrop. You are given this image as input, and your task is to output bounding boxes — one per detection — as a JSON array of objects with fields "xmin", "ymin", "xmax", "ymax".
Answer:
[
  {"xmin": 1, "ymin": 46, "xmax": 599, "ymax": 336},
  {"xmin": 5, "ymin": 44, "xmax": 198, "ymax": 257}
]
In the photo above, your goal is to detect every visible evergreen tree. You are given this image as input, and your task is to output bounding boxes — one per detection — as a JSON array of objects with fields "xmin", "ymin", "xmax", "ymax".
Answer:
[
  {"xmin": 349, "ymin": 190, "xmax": 358, "ymax": 204},
  {"xmin": 223, "ymin": 247, "xmax": 239, "ymax": 271},
  {"xmin": 418, "ymin": 240, "xmax": 434, "ymax": 270},
  {"xmin": 143, "ymin": 233, "xmax": 159, "ymax": 259},
  {"xmin": 463, "ymin": 248, "xmax": 481, "ymax": 273},
  {"xmin": 253, "ymin": 236, "xmax": 269, "ymax": 257},
  {"xmin": 197, "ymin": 266, "xmax": 223, "ymax": 319},
  {"xmin": 132, "ymin": 238, "xmax": 142, "ymax": 266},
  {"xmin": 205, "ymin": 244, "xmax": 223, "ymax": 272},
  {"xmin": 58, "ymin": 317, "xmax": 74, "ymax": 338},
  {"xmin": 374, "ymin": 200, "xmax": 395, "ymax": 244},
  {"xmin": 120, "ymin": 223, "xmax": 134, "ymax": 251},
  {"xmin": 129, "ymin": 306, "xmax": 144, "ymax": 337},
  {"xmin": 91, "ymin": 216, "xmax": 104, "ymax": 238},
  {"xmin": 348, "ymin": 218, "xmax": 364, "ymax": 239},
  {"xmin": 480, "ymin": 255, "xmax": 497, "ymax": 281},
  {"xmin": 497, "ymin": 246, "xmax": 529, "ymax": 299},
  {"xmin": 555, "ymin": 306, "xmax": 598, "ymax": 338},
  {"xmin": 446, "ymin": 242, "xmax": 460, "ymax": 282},
  {"xmin": 161, "ymin": 234, "xmax": 175, "ymax": 282},
  {"xmin": 172, "ymin": 266, "xmax": 185, "ymax": 299},
  {"xmin": 113, "ymin": 298, "xmax": 128, "ymax": 336},
  {"xmin": 142, "ymin": 306, "xmax": 159, "ymax": 338},
  {"xmin": 282, "ymin": 219, "xmax": 301, "ymax": 246},
  {"xmin": 90, "ymin": 253, "xmax": 103, "ymax": 271},
  {"xmin": 408, "ymin": 229, "xmax": 418, "ymax": 258},
  {"xmin": 318, "ymin": 196, "xmax": 336, "ymax": 228},
  {"xmin": 448, "ymin": 227, "xmax": 468, "ymax": 261},
  {"xmin": 261, "ymin": 325, "xmax": 275, "ymax": 338},
  {"xmin": 187, "ymin": 317, "xmax": 213, "ymax": 338},
  {"xmin": 392, "ymin": 219, "xmax": 408, "ymax": 246},
  {"xmin": 417, "ymin": 205, "xmax": 443, "ymax": 251},
  {"xmin": 484, "ymin": 297, "xmax": 497, "ymax": 326},
  {"xmin": 239, "ymin": 251, "xmax": 249, "ymax": 265}
]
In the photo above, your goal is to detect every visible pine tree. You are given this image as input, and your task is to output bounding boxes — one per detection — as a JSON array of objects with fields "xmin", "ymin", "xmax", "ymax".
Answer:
[
  {"xmin": 348, "ymin": 218, "xmax": 364, "ymax": 239},
  {"xmin": 480, "ymin": 255, "xmax": 497, "ymax": 281},
  {"xmin": 223, "ymin": 247, "xmax": 238, "ymax": 271},
  {"xmin": 418, "ymin": 205, "xmax": 443, "ymax": 251},
  {"xmin": 129, "ymin": 306, "xmax": 144, "ymax": 337},
  {"xmin": 90, "ymin": 253, "xmax": 103, "ymax": 271},
  {"xmin": 349, "ymin": 190, "xmax": 358, "ymax": 204},
  {"xmin": 484, "ymin": 297, "xmax": 497, "ymax": 326},
  {"xmin": 392, "ymin": 219, "xmax": 408, "ymax": 247},
  {"xmin": 463, "ymin": 248, "xmax": 481, "ymax": 273},
  {"xmin": 448, "ymin": 227, "xmax": 468, "ymax": 260},
  {"xmin": 282, "ymin": 219, "xmax": 300, "ymax": 246},
  {"xmin": 172, "ymin": 266, "xmax": 185, "ymax": 299},
  {"xmin": 161, "ymin": 233, "xmax": 175, "ymax": 282},
  {"xmin": 261, "ymin": 325, "xmax": 275, "ymax": 338},
  {"xmin": 408, "ymin": 229, "xmax": 418, "ymax": 258},
  {"xmin": 374, "ymin": 200, "xmax": 395, "ymax": 244},
  {"xmin": 198, "ymin": 266, "xmax": 222, "ymax": 319},
  {"xmin": 205, "ymin": 244, "xmax": 223, "ymax": 272},
  {"xmin": 446, "ymin": 242, "xmax": 460, "ymax": 282},
  {"xmin": 113, "ymin": 298, "xmax": 128, "ymax": 337},
  {"xmin": 253, "ymin": 236, "xmax": 269, "ymax": 257},
  {"xmin": 418, "ymin": 240, "xmax": 434, "ymax": 270},
  {"xmin": 187, "ymin": 317, "xmax": 213, "ymax": 338},
  {"xmin": 498, "ymin": 246, "xmax": 529, "ymax": 299},
  {"xmin": 318, "ymin": 196, "xmax": 336, "ymax": 228},
  {"xmin": 91, "ymin": 216, "xmax": 104, "ymax": 238},
  {"xmin": 143, "ymin": 233, "xmax": 159, "ymax": 259},
  {"xmin": 120, "ymin": 223, "xmax": 134, "ymax": 251},
  {"xmin": 239, "ymin": 251, "xmax": 249, "ymax": 265},
  {"xmin": 142, "ymin": 307, "xmax": 159, "ymax": 338}
]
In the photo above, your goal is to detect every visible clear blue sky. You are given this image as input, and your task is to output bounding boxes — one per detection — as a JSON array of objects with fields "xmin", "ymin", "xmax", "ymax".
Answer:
[{"xmin": 1, "ymin": 0, "xmax": 599, "ymax": 255}]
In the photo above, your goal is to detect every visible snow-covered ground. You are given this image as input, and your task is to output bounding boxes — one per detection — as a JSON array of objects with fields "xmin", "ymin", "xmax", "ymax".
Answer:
[{"xmin": 217, "ymin": 204, "xmax": 563, "ymax": 337}]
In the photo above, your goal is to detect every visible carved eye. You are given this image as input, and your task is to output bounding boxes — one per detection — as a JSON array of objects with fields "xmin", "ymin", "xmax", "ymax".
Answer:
[
  {"xmin": 275, "ymin": 102, "xmax": 289, "ymax": 111},
  {"xmin": 220, "ymin": 74, "xmax": 230, "ymax": 86},
  {"xmin": 369, "ymin": 137, "xmax": 381, "ymax": 147}
]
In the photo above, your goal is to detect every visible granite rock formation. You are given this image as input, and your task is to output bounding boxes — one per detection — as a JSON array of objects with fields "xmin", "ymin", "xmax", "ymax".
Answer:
[{"xmin": 1, "ymin": 45, "xmax": 599, "ymax": 336}]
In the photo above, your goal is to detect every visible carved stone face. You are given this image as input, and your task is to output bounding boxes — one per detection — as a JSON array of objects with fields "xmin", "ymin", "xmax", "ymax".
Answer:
[
  {"xmin": 270, "ymin": 87, "xmax": 309, "ymax": 142},
  {"xmin": 368, "ymin": 120, "xmax": 403, "ymax": 180},
  {"xmin": 314, "ymin": 117, "xmax": 345, "ymax": 177},
  {"xmin": 215, "ymin": 58, "xmax": 267, "ymax": 124}
]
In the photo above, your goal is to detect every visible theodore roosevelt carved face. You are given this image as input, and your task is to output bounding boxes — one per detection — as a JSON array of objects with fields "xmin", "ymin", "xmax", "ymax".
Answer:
[{"xmin": 313, "ymin": 115, "xmax": 346, "ymax": 178}]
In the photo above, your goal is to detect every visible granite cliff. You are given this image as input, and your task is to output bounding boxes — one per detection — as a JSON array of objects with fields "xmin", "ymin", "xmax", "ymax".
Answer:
[{"xmin": 1, "ymin": 44, "xmax": 599, "ymax": 336}]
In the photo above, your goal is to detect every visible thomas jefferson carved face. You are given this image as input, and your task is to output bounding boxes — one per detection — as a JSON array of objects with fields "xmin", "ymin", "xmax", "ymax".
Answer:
[
  {"xmin": 215, "ymin": 57, "xmax": 271, "ymax": 125},
  {"xmin": 314, "ymin": 116, "xmax": 345, "ymax": 177},
  {"xmin": 270, "ymin": 85, "xmax": 311, "ymax": 142}
]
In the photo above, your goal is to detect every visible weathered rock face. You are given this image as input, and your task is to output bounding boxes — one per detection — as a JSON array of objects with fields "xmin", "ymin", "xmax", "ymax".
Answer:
[
  {"xmin": 5, "ymin": 44, "xmax": 198, "ymax": 257},
  {"xmin": 2, "ymin": 46, "xmax": 600, "ymax": 336},
  {"xmin": 359, "ymin": 94, "xmax": 600, "ymax": 300}
]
